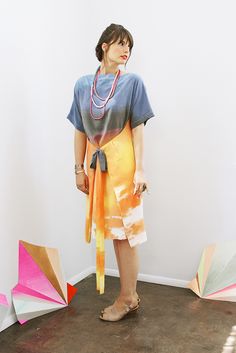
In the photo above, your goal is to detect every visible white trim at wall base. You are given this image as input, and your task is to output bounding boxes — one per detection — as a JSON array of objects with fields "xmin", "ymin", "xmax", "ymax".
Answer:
[
  {"xmin": 0, "ymin": 266, "xmax": 190, "ymax": 332},
  {"xmin": 66, "ymin": 266, "xmax": 95, "ymax": 286},
  {"xmin": 92, "ymin": 267, "xmax": 190, "ymax": 288}
]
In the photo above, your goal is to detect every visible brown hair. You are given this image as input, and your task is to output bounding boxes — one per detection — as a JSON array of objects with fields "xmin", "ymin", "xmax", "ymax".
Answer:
[{"xmin": 95, "ymin": 23, "xmax": 134, "ymax": 64}]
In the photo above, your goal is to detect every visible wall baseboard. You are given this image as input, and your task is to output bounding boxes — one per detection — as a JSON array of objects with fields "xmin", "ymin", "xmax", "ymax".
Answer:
[
  {"xmin": 102, "ymin": 267, "xmax": 190, "ymax": 288},
  {"xmin": 0, "ymin": 266, "xmax": 190, "ymax": 332}
]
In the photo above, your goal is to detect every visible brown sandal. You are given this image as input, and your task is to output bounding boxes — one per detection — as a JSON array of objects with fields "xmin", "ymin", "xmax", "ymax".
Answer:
[
  {"xmin": 100, "ymin": 297, "xmax": 141, "ymax": 314},
  {"xmin": 99, "ymin": 297, "xmax": 140, "ymax": 322}
]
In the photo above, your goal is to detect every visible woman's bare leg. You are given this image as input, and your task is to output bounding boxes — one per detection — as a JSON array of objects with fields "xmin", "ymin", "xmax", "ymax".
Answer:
[
  {"xmin": 113, "ymin": 239, "xmax": 122, "ymax": 276},
  {"xmin": 115, "ymin": 239, "xmax": 139, "ymax": 304},
  {"xmin": 101, "ymin": 239, "xmax": 139, "ymax": 315},
  {"xmin": 113, "ymin": 239, "xmax": 139, "ymax": 299}
]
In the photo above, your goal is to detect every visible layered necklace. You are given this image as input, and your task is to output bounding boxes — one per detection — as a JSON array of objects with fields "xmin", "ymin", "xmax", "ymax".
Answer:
[{"xmin": 90, "ymin": 65, "xmax": 121, "ymax": 120}]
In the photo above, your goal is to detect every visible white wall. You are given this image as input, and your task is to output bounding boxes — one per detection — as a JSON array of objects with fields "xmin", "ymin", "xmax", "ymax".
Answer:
[{"xmin": 1, "ymin": 0, "xmax": 236, "ymax": 330}]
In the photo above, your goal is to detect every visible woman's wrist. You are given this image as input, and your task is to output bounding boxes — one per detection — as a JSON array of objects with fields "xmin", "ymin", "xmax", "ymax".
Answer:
[
  {"xmin": 75, "ymin": 163, "xmax": 85, "ymax": 174},
  {"xmin": 135, "ymin": 167, "xmax": 144, "ymax": 173},
  {"xmin": 135, "ymin": 159, "xmax": 144, "ymax": 172}
]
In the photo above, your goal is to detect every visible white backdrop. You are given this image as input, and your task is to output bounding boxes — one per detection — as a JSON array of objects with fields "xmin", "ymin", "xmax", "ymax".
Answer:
[{"xmin": 1, "ymin": 0, "xmax": 236, "ymax": 330}]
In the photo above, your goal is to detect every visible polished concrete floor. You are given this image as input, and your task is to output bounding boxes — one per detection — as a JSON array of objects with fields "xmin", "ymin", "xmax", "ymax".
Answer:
[{"xmin": 0, "ymin": 274, "xmax": 235, "ymax": 353}]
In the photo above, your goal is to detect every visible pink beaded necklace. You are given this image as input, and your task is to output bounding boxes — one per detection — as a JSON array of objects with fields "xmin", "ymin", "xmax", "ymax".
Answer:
[{"xmin": 90, "ymin": 65, "xmax": 121, "ymax": 120}]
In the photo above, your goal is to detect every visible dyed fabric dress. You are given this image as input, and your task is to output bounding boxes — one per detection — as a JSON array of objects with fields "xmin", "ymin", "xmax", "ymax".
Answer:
[{"xmin": 67, "ymin": 71, "xmax": 155, "ymax": 294}]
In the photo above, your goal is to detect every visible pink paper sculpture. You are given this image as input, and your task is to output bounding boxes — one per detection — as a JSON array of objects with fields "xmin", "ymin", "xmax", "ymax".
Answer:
[
  {"xmin": 187, "ymin": 241, "xmax": 236, "ymax": 302},
  {"xmin": 0, "ymin": 294, "xmax": 10, "ymax": 330},
  {"xmin": 12, "ymin": 240, "xmax": 78, "ymax": 324}
]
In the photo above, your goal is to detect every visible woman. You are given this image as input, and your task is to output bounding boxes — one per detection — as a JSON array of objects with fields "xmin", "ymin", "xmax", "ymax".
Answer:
[{"xmin": 67, "ymin": 23, "xmax": 155, "ymax": 321}]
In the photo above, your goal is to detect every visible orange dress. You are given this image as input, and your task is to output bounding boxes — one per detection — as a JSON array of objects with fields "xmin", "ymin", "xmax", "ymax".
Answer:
[
  {"xmin": 66, "ymin": 71, "xmax": 155, "ymax": 295},
  {"xmin": 85, "ymin": 119, "xmax": 147, "ymax": 294}
]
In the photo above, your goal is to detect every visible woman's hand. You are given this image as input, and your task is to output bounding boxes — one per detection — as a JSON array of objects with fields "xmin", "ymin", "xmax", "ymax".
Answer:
[
  {"xmin": 76, "ymin": 171, "xmax": 89, "ymax": 195},
  {"xmin": 133, "ymin": 169, "xmax": 149, "ymax": 197}
]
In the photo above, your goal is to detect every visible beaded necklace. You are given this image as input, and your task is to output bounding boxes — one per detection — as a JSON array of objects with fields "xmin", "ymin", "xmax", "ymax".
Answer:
[{"xmin": 90, "ymin": 65, "xmax": 121, "ymax": 120}]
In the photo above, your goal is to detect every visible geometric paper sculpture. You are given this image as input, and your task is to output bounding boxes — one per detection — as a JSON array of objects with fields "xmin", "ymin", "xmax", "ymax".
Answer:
[
  {"xmin": 12, "ymin": 240, "xmax": 78, "ymax": 324},
  {"xmin": 0, "ymin": 293, "xmax": 10, "ymax": 330},
  {"xmin": 187, "ymin": 241, "xmax": 236, "ymax": 302}
]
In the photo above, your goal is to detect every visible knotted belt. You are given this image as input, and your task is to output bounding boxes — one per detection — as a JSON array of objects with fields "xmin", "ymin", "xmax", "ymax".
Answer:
[{"xmin": 90, "ymin": 148, "xmax": 108, "ymax": 172}]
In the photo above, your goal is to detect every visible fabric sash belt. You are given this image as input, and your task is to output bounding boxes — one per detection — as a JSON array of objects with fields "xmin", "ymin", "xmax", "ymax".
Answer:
[
  {"xmin": 88, "ymin": 147, "xmax": 107, "ymax": 294},
  {"xmin": 90, "ymin": 148, "xmax": 108, "ymax": 172}
]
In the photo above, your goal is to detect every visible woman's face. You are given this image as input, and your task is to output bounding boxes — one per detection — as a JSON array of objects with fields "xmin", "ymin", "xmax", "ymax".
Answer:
[{"xmin": 102, "ymin": 37, "xmax": 130, "ymax": 65}]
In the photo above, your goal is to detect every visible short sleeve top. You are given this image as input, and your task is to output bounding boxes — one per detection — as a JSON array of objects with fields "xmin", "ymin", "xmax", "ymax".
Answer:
[{"xmin": 66, "ymin": 72, "xmax": 155, "ymax": 147}]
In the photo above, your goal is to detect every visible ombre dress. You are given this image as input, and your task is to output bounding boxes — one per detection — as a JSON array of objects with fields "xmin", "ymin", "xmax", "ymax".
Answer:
[{"xmin": 67, "ymin": 71, "xmax": 155, "ymax": 294}]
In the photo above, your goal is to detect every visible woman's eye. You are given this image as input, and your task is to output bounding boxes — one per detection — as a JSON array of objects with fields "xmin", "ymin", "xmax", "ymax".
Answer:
[{"xmin": 118, "ymin": 41, "xmax": 130, "ymax": 48}]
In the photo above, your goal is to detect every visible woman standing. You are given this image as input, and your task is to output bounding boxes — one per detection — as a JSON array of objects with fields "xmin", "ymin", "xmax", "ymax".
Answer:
[{"xmin": 67, "ymin": 23, "xmax": 155, "ymax": 321}]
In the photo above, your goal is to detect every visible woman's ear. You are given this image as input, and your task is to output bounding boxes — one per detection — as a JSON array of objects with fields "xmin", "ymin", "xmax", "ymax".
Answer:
[{"xmin": 101, "ymin": 43, "xmax": 107, "ymax": 52}]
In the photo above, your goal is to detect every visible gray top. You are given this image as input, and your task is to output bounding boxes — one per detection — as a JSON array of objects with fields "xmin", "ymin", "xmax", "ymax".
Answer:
[{"xmin": 67, "ymin": 71, "xmax": 155, "ymax": 147}]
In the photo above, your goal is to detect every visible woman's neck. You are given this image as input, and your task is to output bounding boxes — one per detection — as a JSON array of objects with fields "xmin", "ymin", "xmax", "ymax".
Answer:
[{"xmin": 99, "ymin": 63, "xmax": 120, "ymax": 75}]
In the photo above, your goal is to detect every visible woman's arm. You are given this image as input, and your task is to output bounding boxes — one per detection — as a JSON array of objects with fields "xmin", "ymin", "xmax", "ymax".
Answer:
[
  {"xmin": 131, "ymin": 123, "xmax": 148, "ymax": 196},
  {"xmin": 74, "ymin": 129, "xmax": 89, "ymax": 194},
  {"xmin": 131, "ymin": 123, "xmax": 144, "ymax": 171},
  {"xmin": 74, "ymin": 129, "xmax": 87, "ymax": 165}
]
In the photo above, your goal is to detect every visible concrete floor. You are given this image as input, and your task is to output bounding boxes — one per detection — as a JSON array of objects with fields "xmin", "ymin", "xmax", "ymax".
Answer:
[{"xmin": 0, "ymin": 274, "xmax": 235, "ymax": 353}]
